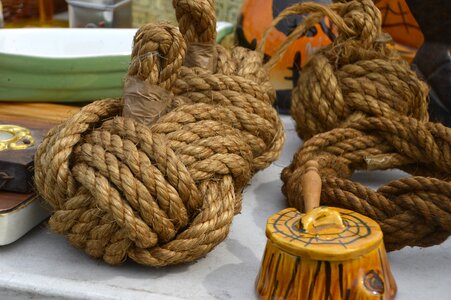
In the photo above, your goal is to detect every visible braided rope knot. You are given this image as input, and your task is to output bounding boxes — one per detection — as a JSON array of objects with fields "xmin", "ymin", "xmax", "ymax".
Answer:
[
  {"xmin": 264, "ymin": 0, "xmax": 429, "ymax": 140},
  {"xmin": 296, "ymin": 0, "xmax": 429, "ymax": 140},
  {"xmin": 35, "ymin": 0, "xmax": 284, "ymax": 267},
  {"xmin": 267, "ymin": 0, "xmax": 451, "ymax": 251}
]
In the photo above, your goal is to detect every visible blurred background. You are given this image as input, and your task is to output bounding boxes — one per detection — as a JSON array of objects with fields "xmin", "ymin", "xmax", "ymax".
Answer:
[
  {"xmin": 0, "ymin": 0, "xmax": 246, "ymax": 28},
  {"xmin": 0, "ymin": 0, "xmax": 448, "ymax": 121}
]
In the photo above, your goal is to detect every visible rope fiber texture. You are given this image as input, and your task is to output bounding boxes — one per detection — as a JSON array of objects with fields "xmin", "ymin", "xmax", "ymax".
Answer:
[
  {"xmin": 34, "ymin": 0, "xmax": 284, "ymax": 267},
  {"xmin": 266, "ymin": 0, "xmax": 451, "ymax": 251}
]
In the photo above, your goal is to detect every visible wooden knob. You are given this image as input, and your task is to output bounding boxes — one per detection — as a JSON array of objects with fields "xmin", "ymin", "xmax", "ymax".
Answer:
[{"xmin": 301, "ymin": 160, "xmax": 321, "ymax": 212}]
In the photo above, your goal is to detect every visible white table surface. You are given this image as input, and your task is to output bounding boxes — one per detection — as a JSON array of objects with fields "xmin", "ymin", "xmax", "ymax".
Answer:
[{"xmin": 0, "ymin": 116, "xmax": 450, "ymax": 300}]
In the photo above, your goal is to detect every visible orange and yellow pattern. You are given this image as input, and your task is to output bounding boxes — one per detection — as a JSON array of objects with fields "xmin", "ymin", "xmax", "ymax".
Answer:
[
  {"xmin": 256, "ymin": 208, "xmax": 397, "ymax": 300},
  {"xmin": 376, "ymin": 0, "xmax": 424, "ymax": 62}
]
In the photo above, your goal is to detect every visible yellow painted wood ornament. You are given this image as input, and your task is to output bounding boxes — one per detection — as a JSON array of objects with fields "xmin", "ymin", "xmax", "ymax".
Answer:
[{"xmin": 256, "ymin": 161, "xmax": 397, "ymax": 299}]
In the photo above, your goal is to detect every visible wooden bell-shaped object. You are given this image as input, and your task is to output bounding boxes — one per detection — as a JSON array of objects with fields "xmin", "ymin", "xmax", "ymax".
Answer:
[{"xmin": 256, "ymin": 161, "xmax": 397, "ymax": 299}]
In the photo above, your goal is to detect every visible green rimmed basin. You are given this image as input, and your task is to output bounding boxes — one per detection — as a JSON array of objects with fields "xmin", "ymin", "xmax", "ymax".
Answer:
[
  {"xmin": 0, "ymin": 53, "xmax": 130, "ymax": 102},
  {"xmin": 0, "ymin": 24, "xmax": 233, "ymax": 103}
]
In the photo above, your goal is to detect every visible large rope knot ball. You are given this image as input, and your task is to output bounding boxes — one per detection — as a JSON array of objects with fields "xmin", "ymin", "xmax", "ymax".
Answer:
[
  {"xmin": 34, "ymin": 0, "xmax": 284, "ymax": 267},
  {"xmin": 265, "ymin": 0, "xmax": 429, "ymax": 140},
  {"xmin": 272, "ymin": 0, "xmax": 451, "ymax": 251}
]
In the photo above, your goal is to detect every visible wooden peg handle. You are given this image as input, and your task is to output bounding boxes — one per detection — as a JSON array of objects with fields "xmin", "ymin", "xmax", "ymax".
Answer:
[{"xmin": 301, "ymin": 160, "xmax": 321, "ymax": 212}]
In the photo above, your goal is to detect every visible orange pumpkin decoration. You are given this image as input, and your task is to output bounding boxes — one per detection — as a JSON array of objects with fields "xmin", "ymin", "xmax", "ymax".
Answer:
[
  {"xmin": 236, "ymin": 0, "xmax": 424, "ymax": 112},
  {"xmin": 236, "ymin": 0, "xmax": 335, "ymax": 112}
]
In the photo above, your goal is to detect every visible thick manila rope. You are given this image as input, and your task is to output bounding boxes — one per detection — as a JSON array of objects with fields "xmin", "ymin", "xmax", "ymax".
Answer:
[{"xmin": 34, "ymin": 0, "xmax": 284, "ymax": 266}]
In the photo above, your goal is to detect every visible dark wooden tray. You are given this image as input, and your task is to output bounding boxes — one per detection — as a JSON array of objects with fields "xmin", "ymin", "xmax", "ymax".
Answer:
[{"xmin": 0, "ymin": 116, "xmax": 53, "ymax": 193}]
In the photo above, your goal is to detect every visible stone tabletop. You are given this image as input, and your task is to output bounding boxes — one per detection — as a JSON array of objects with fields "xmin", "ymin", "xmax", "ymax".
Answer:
[{"xmin": 0, "ymin": 116, "xmax": 449, "ymax": 299}]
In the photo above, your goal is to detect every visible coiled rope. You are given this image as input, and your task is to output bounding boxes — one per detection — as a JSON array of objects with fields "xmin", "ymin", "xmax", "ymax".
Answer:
[{"xmin": 262, "ymin": 0, "xmax": 451, "ymax": 251}]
